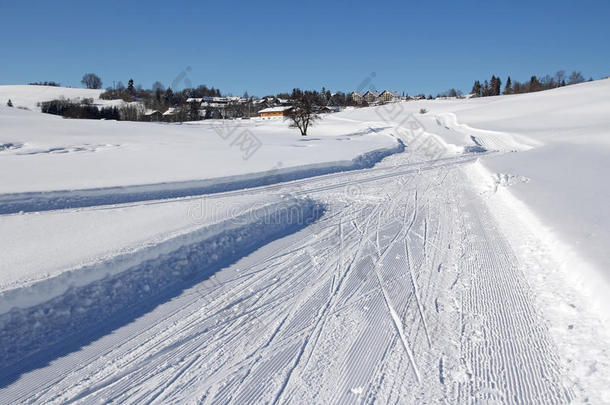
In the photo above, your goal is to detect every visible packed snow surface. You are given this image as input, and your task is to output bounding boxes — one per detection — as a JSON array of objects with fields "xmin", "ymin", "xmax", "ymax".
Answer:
[{"xmin": 0, "ymin": 80, "xmax": 609, "ymax": 403}]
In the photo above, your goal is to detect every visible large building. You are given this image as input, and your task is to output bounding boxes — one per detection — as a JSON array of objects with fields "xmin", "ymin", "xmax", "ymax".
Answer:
[
  {"xmin": 363, "ymin": 90, "xmax": 380, "ymax": 103},
  {"xmin": 350, "ymin": 92, "xmax": 363, "ymax": 104},
  {"xmin": 378, "ymin": 90, "xmax": 401, "ymax": 103}
]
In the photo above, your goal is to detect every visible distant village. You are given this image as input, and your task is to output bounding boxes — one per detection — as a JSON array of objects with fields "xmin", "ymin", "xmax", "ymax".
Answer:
[{"xmin": 149, "ymin": 90, "xmax": 405, "ymax": 122}]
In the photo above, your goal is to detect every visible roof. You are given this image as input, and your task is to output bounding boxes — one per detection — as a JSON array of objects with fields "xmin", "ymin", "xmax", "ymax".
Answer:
[
  {"xmin": 363, "ymin": 90, "xmax": 380, "ymax": 97},
  {"xmin": 163, "ymin": 107, "xmax": 178, "ymax": 116},
  {"xmin": 258, "ymin": 106, "xmax": 293, "ymax": 113},
  {"xmin": 144, "ymin": 109, "xmax": 161, "ymax": 116},
  {"xmin": 380, "ymin": 90, "xmax": 401, "ymax": 97}
]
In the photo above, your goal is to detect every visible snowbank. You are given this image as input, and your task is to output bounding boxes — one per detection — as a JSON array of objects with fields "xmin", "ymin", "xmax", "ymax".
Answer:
[
  {"xmin": 0, "ymin": 197, "xmax": 324, "ymax": 367},
  {"xmin": 0, "ymin": 139, "xmax": 403, "ymax": 214}
]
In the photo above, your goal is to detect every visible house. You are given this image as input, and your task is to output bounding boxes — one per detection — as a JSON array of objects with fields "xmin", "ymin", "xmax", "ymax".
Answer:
[
  {"xmin": 363, "ymin": 90, "xmax": 379, "ymax": 103},
  {"xmin": 319, "ymin": 105, "xmax": 342, "ymax": 113},
  {"xmin": 258, "ymin": 106, "xmax": 293, "ymax": 119},
  {"xmin": 144, "ymin": 109, "xmax": 162, "ymax": 121},
  {"xmin": 378, "ymin": 90, "xmax": 401, "ymax": 103},
  {"xmin": 350, "ymin": 92, "xmax": 363, "ymax": 104},
  {"xmin": 162, "ymin": 107, "xmax": 179, "ymax": 122}
]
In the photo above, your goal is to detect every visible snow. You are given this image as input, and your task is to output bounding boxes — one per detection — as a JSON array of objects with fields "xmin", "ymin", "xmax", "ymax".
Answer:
[
  {"xmin": 0, "ymin": 104, "xmax": 399, "ymax": 194},
  {"xmin": 0, "ymin": 79, "xmax": 609, "ymax": 403},
  {"xmin": 0, "ymin": 84, "xmax": 120, "ymax": 111}
]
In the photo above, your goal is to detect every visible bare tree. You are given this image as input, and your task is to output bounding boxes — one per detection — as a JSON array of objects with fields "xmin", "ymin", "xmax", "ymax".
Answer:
[
  {"xmin": 81, "ymin": 73, "xmax": 102, "ymax": 89},
  {"xmin": 287, "ymin": 94, "xmax": 320, "ymax": 136},
  {"xmin": 554, "ymin": 70, "xmax": 566, "ymax": 87},
  {"xmin": 568, "ymin": 71, "xmax": 585, "ymax": 85}
]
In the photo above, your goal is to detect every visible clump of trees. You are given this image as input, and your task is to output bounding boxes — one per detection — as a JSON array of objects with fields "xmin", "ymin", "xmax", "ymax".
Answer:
[
  {"xmin": 7, "ymin": 99, "xmax": 13, "ymax": 107},
  {"xmin": 472, "ymin": 70, "xmax": 587, "ymax": 97},
  {"xmin": 81, "ymin": 73, "xmax": 103, "ymax": 89},
  {"xmin": 29, "ymin": 81, "xmax": 61, "ymax": 87},
  {"xmin": 41, "ymin": 98, "xmax": 121, "ymax": 120},
  {"xmin": 436, "ymin": 88, "xmax": 464, "ymax": 98}
]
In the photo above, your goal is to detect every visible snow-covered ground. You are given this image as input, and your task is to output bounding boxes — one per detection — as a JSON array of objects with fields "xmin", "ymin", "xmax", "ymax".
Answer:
[
  {"xmin": 0, "ymin": 81, "xmax": 609, "ymax": 403},
  {"xmin": 0, "ymin": 85, "xmax": 121, "ymax": 112},
  {"xmin": 0, "ymin": 100, "xmax": 399, "ymax": 194}
]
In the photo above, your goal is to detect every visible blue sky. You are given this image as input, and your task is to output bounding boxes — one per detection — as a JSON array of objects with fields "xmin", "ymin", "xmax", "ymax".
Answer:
[{"xmin": 1, "ymin": 0, "xmax": 608, "ymax": 96}]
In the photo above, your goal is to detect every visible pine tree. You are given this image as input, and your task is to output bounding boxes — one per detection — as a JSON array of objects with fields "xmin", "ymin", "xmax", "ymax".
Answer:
[
  {"xmin": 7, "ymin": 99, "xmax": 13, "ymax": 107},
  {"xmin": 503, "ymin": 76, "xmax": 512, "ymax": 94},
  {"xmin": 471, "ymin": 80, "xmax": 482, "ymax": 97},
  {"xmin": 127, "ymin": 79, "xmax": 135, "ymax": 95},
  {"xmin": 529, "ymin": 76, "xmax": 540, "ymax": 92},
  {"xmin": 164, "ymin": 88, "xmax": 174, "ymax": 105},
  {"xmin": 482, "ymin": 80, "xmax": 490, "ymax": 97}
]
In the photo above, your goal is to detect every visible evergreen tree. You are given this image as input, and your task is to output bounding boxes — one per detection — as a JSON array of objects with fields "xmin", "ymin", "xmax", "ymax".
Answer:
[
  {"xmin": 529, "ymin": 75, "xmax": 541, "ymax": 92},
  {"xmin": 7, "ymin": 99, "xmax": 13, "ymax": 107},
  {"xmin": 164, "ymin": 88, "xmax": 174, "ymax": 105},
  {"xmin": 471, "ymin": 80, "xmax": 482, "ymax": 97},
  {"xmin": 127, "ymin": 79, "xmax": 135, "ymax": 95},
  {"xmin": 482, "ymin": 80, "xmax": 490, "ymax": 97},
  {"xmin": 503, "ymin": 76, "xmax": 512, "ymax": 94}
]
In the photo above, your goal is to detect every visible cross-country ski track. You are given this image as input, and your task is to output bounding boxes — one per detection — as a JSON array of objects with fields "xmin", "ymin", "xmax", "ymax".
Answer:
[
  {"xmin": 1, "ymin": 145, "xmax": 582, "ymax": 404},
  {"xmin": 2, "ymin": 103, "xmax": 607, "ymax": 403}
]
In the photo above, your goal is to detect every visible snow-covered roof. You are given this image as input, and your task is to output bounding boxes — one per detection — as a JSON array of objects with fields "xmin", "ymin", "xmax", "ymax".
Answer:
[
  {"xmin": 259, "ymin": 106, "xmax": 293, "ymax": 113},
  {"xmin": 144, "ymin": 109, "xmax": 161, "ymax": 116},
  {"xmin": 186, "ymin": 98, "xmax": 202, "ymax": 103},
  {"xmin": 163, "ymin": 108, "xmax": 178, "ymax": 116}
]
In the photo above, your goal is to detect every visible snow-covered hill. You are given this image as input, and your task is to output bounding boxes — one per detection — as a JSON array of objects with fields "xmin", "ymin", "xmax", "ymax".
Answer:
[
  {"xmin": 0, "ymin": 84, "xmax": 109, "ymax": 111},
  {"xmin": 0, "ymin": 80, "xmax": 609, "ymax": 403}
]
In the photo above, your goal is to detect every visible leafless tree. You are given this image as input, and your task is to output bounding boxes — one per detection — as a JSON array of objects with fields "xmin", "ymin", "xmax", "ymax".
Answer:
[
  {"xmin": 554, "ymin": 70, "xmax": 566, "ymax": 86},
  {"xmin": 568, "ymin": 71, "xmax": 585, "ymax": 85},
  {"xmin": 287, "ymin": 94, "xmax": 320, "ymax": 136},
  {"xmin": 81, "ymin": 73, "xmax": 102, "ymax": 89}
]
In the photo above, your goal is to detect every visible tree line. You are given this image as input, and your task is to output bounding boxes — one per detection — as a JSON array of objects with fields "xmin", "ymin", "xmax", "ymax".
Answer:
[
  {"xmin": 40, "ymin": 98, "xmax": 121, "ymax": 120},
  {"xmin": 471, "ymin": 70, "xmax": 589, "ymax": 97}
]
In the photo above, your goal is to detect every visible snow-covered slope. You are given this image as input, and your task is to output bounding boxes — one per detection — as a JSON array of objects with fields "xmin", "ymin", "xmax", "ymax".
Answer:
[
  {"xmin": 0, "ymin": 85, "xmax": 107, "ymax": 111},
  {"xmin": 342, "ymin": 80, "xmax": 610, "ymax": 291},
  {"xmin": 0, "ymin": 105, "xmax": 401, "ymax": 194}
]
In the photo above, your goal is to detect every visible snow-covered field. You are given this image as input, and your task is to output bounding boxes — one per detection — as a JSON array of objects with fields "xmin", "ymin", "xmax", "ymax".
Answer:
[{"xmin": 0, "ymin": 82, "xmax": 609, "ymax": 403}]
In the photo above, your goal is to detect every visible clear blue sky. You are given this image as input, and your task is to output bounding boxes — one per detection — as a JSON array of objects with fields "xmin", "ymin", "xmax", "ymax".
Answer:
[{"xmin": 1, "ymin": 0, "xmax": 608, "ymax": 97}]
